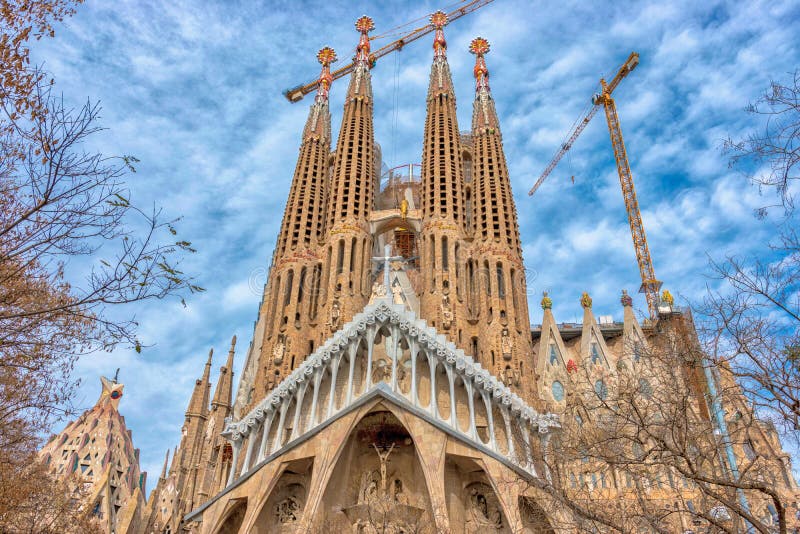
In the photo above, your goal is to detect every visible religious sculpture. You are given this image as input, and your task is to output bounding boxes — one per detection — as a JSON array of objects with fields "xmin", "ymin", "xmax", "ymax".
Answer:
[
  {"xmin": 330, "ymin": 300, "xmax": 341, "ymax": 330},
  {"xmin": 501, "ymin": 327, "xmax": 512, "ymax": 360},
  {"xmin": 440, "ymin": 294, "xmax": 453, "ymax": 330}
]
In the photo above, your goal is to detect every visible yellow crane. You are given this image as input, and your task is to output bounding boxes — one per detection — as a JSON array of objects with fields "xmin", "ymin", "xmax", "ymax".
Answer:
[
  {"xmin": 282, "ymin": 0, "xmax": 494, "ymax": 103},
  {"xmin": 529, "ymin": 52, "xmax": 663, "ymax": 318}
]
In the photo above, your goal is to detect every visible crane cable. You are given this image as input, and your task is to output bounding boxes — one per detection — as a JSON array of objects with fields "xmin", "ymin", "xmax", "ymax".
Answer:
[{"xmin": 369, "ymin": 0, "xmax": 473, "ymax": 41}]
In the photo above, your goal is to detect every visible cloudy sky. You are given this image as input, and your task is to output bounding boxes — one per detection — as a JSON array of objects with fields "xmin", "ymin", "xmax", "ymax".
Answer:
[{"xmin": 30, "ymin": 0, "xmax": 799, "ymax": 483}]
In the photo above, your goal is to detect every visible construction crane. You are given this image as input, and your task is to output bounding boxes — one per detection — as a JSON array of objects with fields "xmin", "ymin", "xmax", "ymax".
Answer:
[
  {"xmin": 282, "ymin": 0, "xmax": 494, "ymax": 103},
  {"xmin": 529, "ymin": 52, "xmax": 663, "ymax": 318}
]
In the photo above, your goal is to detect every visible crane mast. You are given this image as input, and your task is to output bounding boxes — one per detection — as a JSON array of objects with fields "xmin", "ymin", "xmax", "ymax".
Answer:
[
  {"xmin": 283, "ymin": 0, "xmax": 494, "ymax": 103},
  {"xmin": 530, "ymin": 52, "xmax": 663, "ymax": 318}
]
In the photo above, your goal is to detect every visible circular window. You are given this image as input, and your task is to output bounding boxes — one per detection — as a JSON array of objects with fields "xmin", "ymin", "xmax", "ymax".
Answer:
[
  {"xmin": 551, "ymin": 381, "xmax": 565, "ymax": 402},
  {"xmin": 594, "ymin": 379, "xmax": 608, "ymax": 400}
]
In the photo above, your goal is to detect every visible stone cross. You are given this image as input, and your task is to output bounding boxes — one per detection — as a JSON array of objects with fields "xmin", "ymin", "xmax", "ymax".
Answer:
[{"xmin": 371, "ymin": 244, "xmax": 403, "ymax": 294}]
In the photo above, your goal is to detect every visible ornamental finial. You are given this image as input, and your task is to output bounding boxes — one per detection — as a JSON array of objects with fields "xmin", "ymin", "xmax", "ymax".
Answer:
[
  {"xmin": 315, "ymin": 47, "xmax": 337, "ymax": 101},
  {"xmin": 580, "ymin": 292, "xmax": 592, "ymax": 309},
  {"xmin": 620, "ymin": 289, "xmax": 633, "ymax": 307},
  {"xmin": 541, "ymin": 291, "xmax": 552, "ymax": 310},
  {"xmin": 431, "ymin": 11, "xmax": 447, "ymax": 58},
  {"xmin": 469, "ymin": 37, "xmax": 491, "ymax": 92},
  {"xmin": 661, "ymin": 289, "xmax": 674, "ymax": 307},
  {"xmin": 355, "ymin": 15, "xmax": 375, "ymax": 66}
]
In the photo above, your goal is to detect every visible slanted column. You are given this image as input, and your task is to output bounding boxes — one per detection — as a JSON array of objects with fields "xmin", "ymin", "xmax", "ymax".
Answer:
[
  {"xmin": 482, "ymin": 391, "xmax": 497, "ymax": 451},
  {"xmin": 522, "ymin": 421, "xmax": 535, "ymax": 473},
  {"xmin": 428, "ymin": 355, "xmax": 438, "ymax": 418},
  {"xmin": 290, "ymin": 384, "xmax": 308, "ymax": 440},
  {"xmin": 272, "ymin": 400, "xmax": 290, "ymax": 454},
  {"xmin": 390, "ymin": 326, "xmax": 399, "ymax": 392},
  {"xmin": 346, "ymin": 342, "xmax": 357, "ymax": 405},
  {"xmin": 502, "ymin": 407, "xmax": 514, "ymax": 458},
  {"xmin": 410, "ymin": 340, "xmax": 418, "ymax": 405},
  {"xmin": 326, "ymin": 355, "xmax": 340, "ymax": 418},
  {"xmin": 365, "ymin": 326, "xmax": 375, "ymax": 391},
  {"xmin": 242, "ymin": 429, "xmax": 258, "ymax": 473},
  {"xmin": 466, "ymin": 379, "xmax": 477, "ymax": 440},
  {"xmin": 447, "ymin": 366, "xmax": 457, "ymax": 426},
  {"xmin": 310, "ymin": 370, "xmax": 322, "ymax": 427},
  {"xmin": 257, "ymin": 411, "xmax": 275, "ymax": 461},
  {"xmin": 227, "ymin": 440, "xmax": 242, "ymax": 486}
]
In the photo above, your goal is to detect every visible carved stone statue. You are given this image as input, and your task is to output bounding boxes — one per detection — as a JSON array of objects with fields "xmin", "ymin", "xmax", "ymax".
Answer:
[
  {"xmin": 440, "ymin": 294, "xmax": 453, "ymax": 330},
  {"xmin": 371, "ymin": 280, "xmax": 387, "ymax": 298},
  {"xmin": 372, "ymin": 442, "xmax": 396, "ymax": 494},
  {"xmin": 465, "ymin": 484, "xmax": 503, "ymax": 532},
  {"xmin": 330, "ymin": 300, "xmax": 341, "ymax": 330},
  {"xmin": 272, "ymin": 336, "xmax": 286, "ymax": 366},
  {"xmin": 391, "ymin": 278, "xmax": 404, "ymax": 305},
  {"xmin": 501, "ymin": 327, "xmax": 512, "ymax": 360},
  {"xmin": 275, "ymin": 496, "xmax": 300, "ymax": 523}
]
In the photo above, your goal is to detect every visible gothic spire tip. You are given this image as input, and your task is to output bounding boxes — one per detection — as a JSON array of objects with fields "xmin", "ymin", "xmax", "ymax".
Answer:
[
  {"xmin": 314, "ymin": 47, "xmax": 336, "ymax": 101},
  {"xmin": 354, "ymin": 16, "xmax": 374, "ymax": 66},
  {"xmin": 470, "ymin": 37, "xmax": 491, "ymax": 91},
  {"xmin": 431, "ymin": 11, "xmax": 447, "ymax": 57}
]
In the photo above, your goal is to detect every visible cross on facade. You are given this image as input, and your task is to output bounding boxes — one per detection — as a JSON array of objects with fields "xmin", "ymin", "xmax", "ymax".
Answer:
[{"xmin": 371, "ymin": 244, "xmax": 403, "ymax": 294}]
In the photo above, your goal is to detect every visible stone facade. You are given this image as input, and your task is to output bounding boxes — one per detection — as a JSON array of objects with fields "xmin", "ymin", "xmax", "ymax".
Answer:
[
  {"xmin": 138, "ymin": 12, "xmax": 799, "ymax": 534},
  {"xmin": 39, "ymin": 376, "xmax": 147, "ymax": 533}
]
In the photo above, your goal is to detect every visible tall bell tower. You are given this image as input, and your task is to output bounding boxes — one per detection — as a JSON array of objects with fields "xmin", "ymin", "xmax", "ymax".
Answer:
[{"xmin": 467, "ymin": 38, "xmax": 533, "ymax": 397}]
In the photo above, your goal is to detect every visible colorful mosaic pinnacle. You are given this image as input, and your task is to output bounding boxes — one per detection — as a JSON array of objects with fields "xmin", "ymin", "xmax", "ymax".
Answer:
[
  {"xmin": 315, "ymin": 47, "xmax": 336, "ymax": 99},
  {"xmin": 430, "ymin": 10, "xmax": 448, "ymax": 28},
  {"xmin": 317, "ymin": 46, "xmax": 336, "ymax": 67},
  {"xmin": 470, "ymin": 37, "xmax": 490, "ymax": 90},
  {"xmin": 580, "ymin": 291, "xmax": 593, "ymax": 308},
  {"xmin": 541, "ymin": 291, "xmax": 553, "ymax": 310},
  {"xmin": 621, "ymin": 289, "xmax": 633, "ymax": 307},
  {"xmin": 469, "ymin": 36, "xmax": 490, "ymax": 56},
  {"xmin": 355, "ymin": 15, "xmax": 374, "ymax": 65},
  {"xmin": 431, "ymin": 11, "xmax": 448, "ymax": 57},
  {"xmin": 355, "ymin": 14, "xmax": 374, "ymax": 33}
]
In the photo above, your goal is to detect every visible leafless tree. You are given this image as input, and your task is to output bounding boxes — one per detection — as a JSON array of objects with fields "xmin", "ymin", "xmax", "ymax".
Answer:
[
  {"xmin": 725, "ymin": 70, "xmax": 800, "ymax": 216},
  {"xmin": 529, "ymin": 316, "xmax": 796, "ymax": 533}
]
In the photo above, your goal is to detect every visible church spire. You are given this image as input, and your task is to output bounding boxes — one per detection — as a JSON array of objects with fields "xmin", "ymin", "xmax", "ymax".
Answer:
[
  {"xmin": 343, "ymin": 15, "xmax": 375, "ymax": 101},
  {"xmin": 160, "ymin": 448, "xmax": 170, "ymax": 479},
  {"xmin": 302, "ymin": 47, "xmax": 336, "ymax": 141},
  {"xmin": 321, "ymin": 15, "xmax": 377, "ymax": 328},
  {"xmin": 211, "ymin": 336, "xmax": 236, "ymax": 410},
  {"xmin": 469, "ymin": 37, "xmax": 499, "ymax": 130},
  {"xmin": 186, "ymin": 349, "xmax": 213, "ymax": 417},
  {"xmin": 419, "ymin": 9, "xmax": 468, "ymax": 342}
]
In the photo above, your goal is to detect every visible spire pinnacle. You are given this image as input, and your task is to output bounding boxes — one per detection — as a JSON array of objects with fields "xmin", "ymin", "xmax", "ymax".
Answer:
[
  {"xmin": 469, "ymin": 37, "xmax": 491, "ymax": 92},
  {"xmin": 354, "ymin": 16, "xmax": 375, "ymax": 66},
  {"xmin": 160, "ymin": 448, "xmax": 170, "ymax": 479},
  {"xmin": 315, "ymin": 47, "xmax": 337, "ymax": 102},
  {"xmin": 431, "ymin": 11, "xmax": 448, "ymax": 58}
]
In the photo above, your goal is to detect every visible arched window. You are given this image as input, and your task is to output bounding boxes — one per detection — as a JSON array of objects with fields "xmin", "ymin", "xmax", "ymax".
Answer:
[
  {"xmin": 551, "ymin": 381, "xmax": 565, "ymax": 402},
  {"xmin": 594, "ymin": 379, "xmax": 608, "ymax": 400},
  {"xmin": 590, "ymin": 342, "xmax": 601, "ymax": 364},
  {"xmin": 549, "ymin": 343, "xmax": 559, "ymax": 365},
  {"xmin": 496, "ymin": 263, "xmax": 505, "ymax": 299}
]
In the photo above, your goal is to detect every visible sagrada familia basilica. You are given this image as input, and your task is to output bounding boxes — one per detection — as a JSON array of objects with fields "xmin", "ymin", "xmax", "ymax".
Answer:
[{"xmin": 39, "ymin": 11, "xmax": 799, "ymax": 534}]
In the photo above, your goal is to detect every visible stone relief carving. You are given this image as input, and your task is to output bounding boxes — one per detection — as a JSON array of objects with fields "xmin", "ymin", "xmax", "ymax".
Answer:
[
  {"xmin": 273, "ymin": 335, "xmax": 287, "ymax": 366},
  {"xmin": 371, "ymin": 280, "xmax": 387, "ymax": 298},
  {"xmin": 465, "ymin": 482, "xmax": 504, "ymax": 532},
  {"xmin": 330, "ymin": 300, "xmax": 341, "ymax": 330},
  {"xmin": 501, "ymin": 328, "xmax": 512, "ymax": 360},
  {"xmin": 440, "ymin": 294, "xmax": 453, "ymax": 330},
  {"xmin": 275, "ymin": 496, "xmax": 300, "ymax": 523}
]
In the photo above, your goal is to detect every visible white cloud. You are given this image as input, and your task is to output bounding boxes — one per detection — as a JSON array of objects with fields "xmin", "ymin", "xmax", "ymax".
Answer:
[{"xmin": 27, "ymin": 0, "xmax": 800, "ymax": 484}]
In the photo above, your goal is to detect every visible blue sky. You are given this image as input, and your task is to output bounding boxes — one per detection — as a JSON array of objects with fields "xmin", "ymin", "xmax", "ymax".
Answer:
[{"xmin": 30, "ymin": 0, "xmax": 800, "ymax": 484}]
